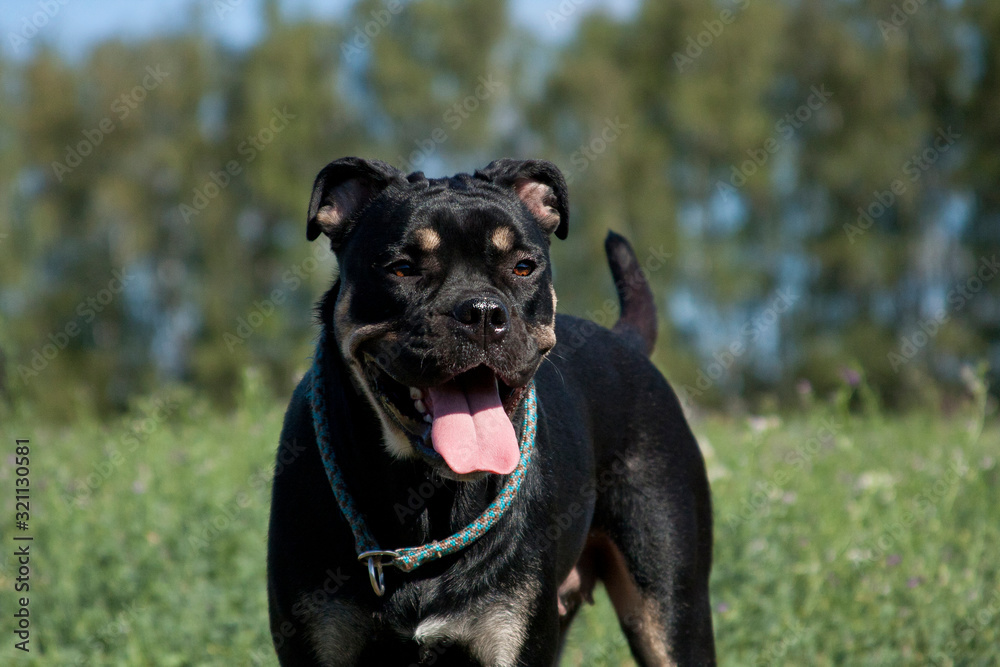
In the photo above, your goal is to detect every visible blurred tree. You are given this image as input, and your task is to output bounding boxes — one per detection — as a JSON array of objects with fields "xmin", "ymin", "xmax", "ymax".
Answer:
[
  {"xmin": 957, "ymin": 0, "xmax": 1000, "ymax": 391},
  {"xmin": 0, "ymin": 0, "xmax": 997, "ymax": 416},
  {"xmin": 356, "ymin": 0, "xmax": 511, "ymax": 169}
]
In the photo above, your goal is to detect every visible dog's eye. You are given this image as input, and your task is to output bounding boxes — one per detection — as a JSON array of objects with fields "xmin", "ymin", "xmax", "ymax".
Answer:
[
  {"xmin": 386, "ymin": 261, "xmax": 418, "ymax": 278},
  {"xmin": 513, "ymin": 260, "xmax": 535, "ymax": 277}
]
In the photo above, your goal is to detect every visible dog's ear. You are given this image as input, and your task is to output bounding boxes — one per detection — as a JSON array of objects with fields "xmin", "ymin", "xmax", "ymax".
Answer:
[
  {"xmin": 306, "ymin": 157, "xmax": 403, "ymax": 248},
  {"xmin": 476, "ymin": 159, "xmax": 569, "ymax": 239}
]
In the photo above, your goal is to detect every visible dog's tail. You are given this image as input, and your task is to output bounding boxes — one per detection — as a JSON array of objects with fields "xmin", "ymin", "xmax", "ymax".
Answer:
[{"xmin": 605, "ymin": 231, "xmax": 657, "ymax": 357}]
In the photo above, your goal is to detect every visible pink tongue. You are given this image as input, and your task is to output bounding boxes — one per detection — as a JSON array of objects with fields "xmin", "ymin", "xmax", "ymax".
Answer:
[{"xmin": 427, "ymin": 367, "xmax": 519, "ymax": 475}]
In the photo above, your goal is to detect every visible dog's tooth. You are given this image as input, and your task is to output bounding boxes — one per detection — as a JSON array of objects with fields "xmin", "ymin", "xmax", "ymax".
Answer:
[
  {"xmin": 414, "ymin": 399, "xmax": 426, "ymax": 414},
  {"xmin": 409, "ymin": 386, "xmax": 422, "ymax": 400},
  {"xmin": 423, "ymin": 414, "xmax": 432, "ymax": 423}
]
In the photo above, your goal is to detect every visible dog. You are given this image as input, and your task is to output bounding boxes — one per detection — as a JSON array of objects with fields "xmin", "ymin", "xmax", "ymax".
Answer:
[{"xmin": 267, "ymin": 157, "xmax": 716, "ymax": 666}]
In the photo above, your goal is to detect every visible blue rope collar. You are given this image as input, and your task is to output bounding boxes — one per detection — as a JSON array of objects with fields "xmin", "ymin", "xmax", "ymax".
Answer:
[{"xmin": 306, "ymin": 329, "xmax": 538, "ymax": 596}]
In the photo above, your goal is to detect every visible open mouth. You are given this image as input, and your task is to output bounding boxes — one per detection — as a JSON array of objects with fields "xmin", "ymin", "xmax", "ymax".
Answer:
[{"xmin": 363, "ymin": 356, "xmax": 528, "ymax": 476}]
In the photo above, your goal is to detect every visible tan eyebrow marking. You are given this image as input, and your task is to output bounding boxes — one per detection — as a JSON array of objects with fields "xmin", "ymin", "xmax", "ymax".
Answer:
[
  {"xmin": 415, "ymin": 228, "xmax": 441, "ymax": 252},
  {"xmin": 491, "ymin": 226, "xmax": 515, "ymax": 252}
]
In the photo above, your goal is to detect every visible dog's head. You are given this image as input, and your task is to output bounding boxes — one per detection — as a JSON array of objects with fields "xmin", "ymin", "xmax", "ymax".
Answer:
[{"xmin": 307, "ymin": 157, "xmax": 568, "ymax": 479}]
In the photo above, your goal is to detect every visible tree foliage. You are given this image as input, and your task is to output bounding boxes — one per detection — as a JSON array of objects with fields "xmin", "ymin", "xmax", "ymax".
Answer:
[{"xmin": 1, "ymin": 0, "xmax": 996, "ymax": 416}]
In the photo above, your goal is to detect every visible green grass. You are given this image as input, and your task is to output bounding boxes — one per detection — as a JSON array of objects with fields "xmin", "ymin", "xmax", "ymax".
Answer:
[{"xmin": 1, "ymin": 375, "xmax": 997, "ymax": 666}]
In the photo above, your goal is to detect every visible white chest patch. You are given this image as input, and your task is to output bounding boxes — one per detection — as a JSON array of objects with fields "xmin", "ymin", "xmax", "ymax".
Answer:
[{"xmin": 413, "ymin": 600, "xmax": 533, "ymax": 667}]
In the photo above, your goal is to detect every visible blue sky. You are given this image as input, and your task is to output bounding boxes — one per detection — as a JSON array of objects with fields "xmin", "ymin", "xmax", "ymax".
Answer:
[{"xmin": 1, "ymin": 0, "xmax": 640, "ymax": 59}]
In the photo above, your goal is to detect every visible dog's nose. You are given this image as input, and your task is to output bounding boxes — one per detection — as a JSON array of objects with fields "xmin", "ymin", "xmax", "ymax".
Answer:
[{"xmin": 453, "ymin": 297, "xmax": 509, "ymax": 343}]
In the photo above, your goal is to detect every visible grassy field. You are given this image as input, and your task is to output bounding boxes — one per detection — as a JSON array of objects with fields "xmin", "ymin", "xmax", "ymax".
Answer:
[{"xmin": 1, "ymin": 373, "xmax": 997, "ymax": 666}]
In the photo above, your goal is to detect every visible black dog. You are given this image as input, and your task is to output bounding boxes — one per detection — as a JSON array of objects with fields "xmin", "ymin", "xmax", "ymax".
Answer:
[{"xmin": 267, "ymin": 157, "xmax": 716, "ymax": 666}]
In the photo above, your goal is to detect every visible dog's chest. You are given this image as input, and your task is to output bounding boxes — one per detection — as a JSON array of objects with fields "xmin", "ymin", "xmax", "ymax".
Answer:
[
  {"xmin": 301, "ymin": 577, "xmax": 539, "ymax": 667},
  {"xmin": 409, "ymin": 589, "xmax": 537, "ymax": 667}
]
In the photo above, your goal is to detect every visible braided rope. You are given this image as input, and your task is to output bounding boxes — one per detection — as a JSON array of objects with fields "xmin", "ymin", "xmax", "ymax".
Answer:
[
  {"xmin": 306, "ymin": 334, "xmax": 379, "ymax": 554},
  {"xmin": 394, "ymin": 385, "xmax": 536, "ymax": 571},
  {"xmin": 307, "ymin": 328, "xmax": 537, "ymax": 582}
]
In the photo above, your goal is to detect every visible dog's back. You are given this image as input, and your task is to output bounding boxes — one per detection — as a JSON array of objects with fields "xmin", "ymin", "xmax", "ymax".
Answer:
[{"xmin": 535, "ymin": 233, "xmax": 716, "ymax": 665}]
